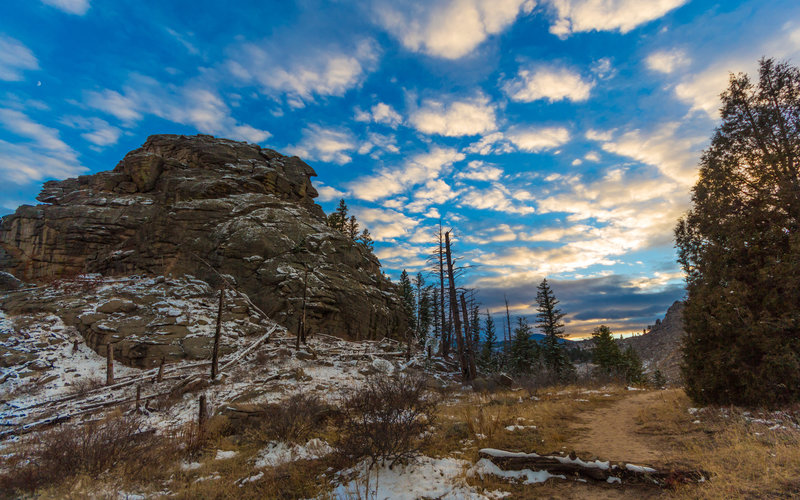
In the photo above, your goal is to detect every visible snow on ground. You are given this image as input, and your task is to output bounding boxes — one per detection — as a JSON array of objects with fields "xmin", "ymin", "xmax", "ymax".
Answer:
[
  {"xmin": 255, "ymin": 438, "xmax": 333, "ymax": 468},
  {"xmin": 471, "ymin": 458, "xmax": 565, "ymax": 485},
  {"xmin": 330, "ymin": 456, "xmax": 508, "ymax": 500}
]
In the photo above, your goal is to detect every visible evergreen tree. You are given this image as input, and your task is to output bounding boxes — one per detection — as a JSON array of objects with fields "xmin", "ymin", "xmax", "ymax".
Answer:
[
  {"xmin": 652, "ymin": 368, "xmax": 667, "ymax": 389},
  {"xmin": 591, "ymin": 325, "xmax": 622, "ymax": 374},
  {"xmin": 479, "ymin": 311, "xmax": 497, "ymax": 372},
  {"xmin": 509, "ymin": 317, "xmax": 537, "ymax": 374},
  {"xmin": 346, "ymin": 215, "xmax": 359, "ymax": 240},
  {"xmin": 621, "ymin": 346, "xmax": 645, "ymax": 385},
  {"xmin": 358, "ymin": 228, "xmax": 373, "ymax": 250},
  {"xmin": 399, "ymin": 270, "xmax": 416, "ymax": 333},
  {"xmin": 535, "ymin": 279, "xmax": 573, "ymax": 377},
  {"xmin": 333, "ymin": 199, "xmax": 348, "ymax": 231},
  {"xmin": 675, "ymin": 59, "xmax": 800, "ymax": 405},
  {"xmin": 470, "ymin": 304, "xmax": 481, "ymax": 347}
]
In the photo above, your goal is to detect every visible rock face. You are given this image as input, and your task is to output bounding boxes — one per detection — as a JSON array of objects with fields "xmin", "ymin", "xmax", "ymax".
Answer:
[
  {"xmin": 619, "ymin": 301, "xmax": 685, "ymax": 382},
  {"xmin": 0, "ymin": 134, "xmax": 406, "ymax": 340}
]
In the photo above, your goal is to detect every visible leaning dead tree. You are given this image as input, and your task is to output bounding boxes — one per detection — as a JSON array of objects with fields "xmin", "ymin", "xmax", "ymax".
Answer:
[{"xmin": 444, "ymin": 230, "xmax": 476, "ymax": 381}]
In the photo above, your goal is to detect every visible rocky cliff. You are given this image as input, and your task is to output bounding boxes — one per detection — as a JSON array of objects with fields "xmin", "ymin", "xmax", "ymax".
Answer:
[
  {"xmin": 0, "ymin": 134, "xmax": 406, "ymax": 340},
  {"xmin": 619, "ymin": 301, "xmax": 685, "ymax": 382}
]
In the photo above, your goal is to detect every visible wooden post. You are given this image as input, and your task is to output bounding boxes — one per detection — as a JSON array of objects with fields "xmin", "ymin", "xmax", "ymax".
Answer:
[
  {"xmin": 106, "ymin": 343, "xmax": 114, "ymax": 385},
  {"xmin": 156, "ymin": 357, "xmax": 165, "ymax": 383},
  {"xmin": 212, "ymin": 288, "xmax": 224, "ymax": 380},
  {"xmin": 72, "ymin": 339, "xmax": 79, "ymax": 354},
  {"xmin": 198, "ymin": 394, "xmax": 207, "ymax": 435}
]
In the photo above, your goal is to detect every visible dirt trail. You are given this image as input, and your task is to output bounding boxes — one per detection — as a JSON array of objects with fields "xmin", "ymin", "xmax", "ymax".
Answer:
[{"xmin": 570, "ymin": 390, "xmax": 667, "ymax": 465}]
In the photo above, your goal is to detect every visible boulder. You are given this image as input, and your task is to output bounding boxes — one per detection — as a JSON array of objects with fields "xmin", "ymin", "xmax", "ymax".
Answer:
[
  {"xmin": 0, "ymin": 271, "xmax": 23, "ymax": 291},
  {"xmin": 97, "ymin": 299, "xmax": 138, "ymax": 314},
  {"xmin": 0, "ymin": 134, "xmax": 406, "ymax": 341}
]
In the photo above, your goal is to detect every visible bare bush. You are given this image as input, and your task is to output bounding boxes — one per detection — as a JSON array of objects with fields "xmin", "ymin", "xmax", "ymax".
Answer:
[
  {"xmin": 0, "ymin": 412, "xmax": 172, "ymax": 494},
  {"xmin": 253, "ymin": 393, "xmax": 331, "ymax": 443},
  {"xmin": 334, "ymin": 374, "xmax": 439, "ymax": 467}
]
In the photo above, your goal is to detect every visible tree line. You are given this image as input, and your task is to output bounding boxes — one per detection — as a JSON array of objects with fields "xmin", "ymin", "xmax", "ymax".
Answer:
[{"xmin": 326, "ymin": 199, "xmax": 373, "ymax": 250}]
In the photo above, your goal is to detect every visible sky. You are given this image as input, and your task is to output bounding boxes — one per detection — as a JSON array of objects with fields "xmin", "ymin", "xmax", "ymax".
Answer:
[{"xmin": 1, "ymin": 0, "xmax": 799, "ymax": 338}]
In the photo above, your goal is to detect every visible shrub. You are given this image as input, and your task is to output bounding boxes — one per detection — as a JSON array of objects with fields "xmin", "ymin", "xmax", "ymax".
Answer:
[
  {"xmin": 256, "ymin": 393, "xmax": 331, "ymax": 443},
  {"xmin": 334, "ymin": 374, "xmax": 438, "ymax": 467}
]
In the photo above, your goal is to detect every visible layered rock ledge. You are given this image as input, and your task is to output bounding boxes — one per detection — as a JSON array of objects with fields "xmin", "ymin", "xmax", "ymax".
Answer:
[{"xmin": 0, "ymin": 134, "xmax": 405, "ymax": 340}]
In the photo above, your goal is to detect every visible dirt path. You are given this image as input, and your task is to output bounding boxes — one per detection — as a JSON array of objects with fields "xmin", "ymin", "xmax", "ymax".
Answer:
[{"xmin": 570, "ymin": 390, "xmax": 667, "ymax": 465}]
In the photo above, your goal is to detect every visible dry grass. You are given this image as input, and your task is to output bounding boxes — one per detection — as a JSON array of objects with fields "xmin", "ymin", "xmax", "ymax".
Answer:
[{"xmin": 634, "ymin": 389, "xmax": 800, "ymax": 499}]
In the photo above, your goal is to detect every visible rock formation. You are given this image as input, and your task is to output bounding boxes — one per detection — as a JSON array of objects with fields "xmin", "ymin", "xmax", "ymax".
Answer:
[
  {"xmin": 619, "ymin": 301, "xmax": 685, "ymax": 382},
  {"xmin": 0, "ymin": 134, "xmax": 406, "ymax": 341}
]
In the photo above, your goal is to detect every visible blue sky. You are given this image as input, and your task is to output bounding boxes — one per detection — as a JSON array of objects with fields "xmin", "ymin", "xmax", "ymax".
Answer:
[{"xmin": 2, "ymin": 0, "xmax": 799, "ymax": 337}]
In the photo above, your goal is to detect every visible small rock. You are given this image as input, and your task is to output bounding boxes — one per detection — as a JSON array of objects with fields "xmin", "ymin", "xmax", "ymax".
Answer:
[
  {"xmin": 29, "ymin": 359, "xmax": 50, "ymax": 371},
  {"xmin": 372, "ymin": 357, "xmax": 394, "ymax": 374},
  {"xmin": 97, "ymin": 299, "xmax": 138, "ymax": 314},
  {"xmin": 493, "ymin": 373, "xmax": 514, "ymax": 388}
]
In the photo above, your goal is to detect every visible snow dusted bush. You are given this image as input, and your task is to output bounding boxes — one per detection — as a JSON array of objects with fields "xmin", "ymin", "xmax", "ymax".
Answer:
[{"xmin": 334, "ymin": 373, "xmax": 439, "ymax": 467}]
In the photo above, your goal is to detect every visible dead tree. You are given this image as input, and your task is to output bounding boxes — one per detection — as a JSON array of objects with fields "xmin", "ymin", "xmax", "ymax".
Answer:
[
  {"xmin": 445, "ymin": 231, "xmax": 470, "ymax": 380},
  {"xmin": 437, "ymin": 223, "xmax": 449, "ymax": 358},
  {"xmin": 504, "ymin": 295, "xmax": 512, "ymax": 356},
  {"xmin": 211, "ymin": 287, "xmax": 224, "ymax": 380},
  {"xmin": 198, "ymin": 394, "xmax": 208, "ymax": 434},
  {"xmin": 460, "ymin": 292, "xmax": 478, "ymax": 380},
  {"xmin": 106, "ymin": 343, "xmax": 114, "ymax": 385},
  {"xmin": 156, "ymin": 357, "xmax": 165, "ymax": 383}
]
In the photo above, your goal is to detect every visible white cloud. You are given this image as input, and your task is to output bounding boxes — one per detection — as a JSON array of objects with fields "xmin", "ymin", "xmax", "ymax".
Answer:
[
  {"xmin": 507, "ymin": 126, "xmax": 570, "ymax": 152},
  {"xmin": 354, "ymin": 207, "xmax": 420, "ymax": 241},
  {"xmin": 460, "ymin": 183, "xmax": 535, "ymax": 215},
  {"xmin": 455, "ymin": 160, "xmax": 503, "ymax": 181},
  {"xmin": 86, "ymin": 76, "xmax": 271, "ymax": 144},
  {"xmin": 544, "ymin": 0, "xmax": 688, "ymax": 38},
  {"xmin": 0, "ymin": 109, "xmax": 85, "ymax": 183},
  {"xmin": 41, "ymin": 0, "xmax": 90, "ymax": 15},
  {"xmin": 369, "ymin": 102, "xmax": 402, "ymax": 127},
  {"xmin": 374, "ymin": 0, "xmax": 534, "ymax": 59},
  {"xmin": 409, "ymin": 94, "xmax": 497, "ymax": 137},
  {"xmin": 0, "ymin": 36, "xmax": 39, "ymax": 82},
  {"xmin": 288, "ymin": 125, "xmax": 357, "ymax": 165},
  {"xmin": 348, "ymin": 147, "xmax": 464, "ymax": 201},
  {"xmin": 504, "ymin": 65, "xmax": 594, "ymax": 102},
  {"xmin": 315, "ymin": 184, "xmax": 346, "ymax": 202},
  {"xmin": 61, "ymin": 116, "xmax": 122, "ymax": 147},
  {"xmin": 645, "ymin": 49, "xmax": 689, "ymax": 74},
  {"xmin": 229, "ymin": 39, "xmax": 378, "ymax": 106},
  {"xmin": 584, "ymin": 151, "xmax": 600, "ymax": 162},
  {"xmin": 590, "ymin": 123, "xmax": 705, "ymax": 186},
  {"xmin": 465, "ymin": 132, "xmax": 515, "ymax": 155}
]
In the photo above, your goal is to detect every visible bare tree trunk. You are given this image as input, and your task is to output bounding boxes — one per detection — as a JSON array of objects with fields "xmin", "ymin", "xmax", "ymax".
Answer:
[
  {"xmin": 106, "ymin": 343, "xmax": 114, "ymax": 386},
  {"xmin": 198, "ymin": 394, "xmax": 208, "ymax": 435},
  {"xmin": 156, "ymin": 357, "xmax": 165, "ymax": 383},
  {"xmin": 438, "ymin": 223, "xmax": 449, "ymax": 358},
  {"xmin": 72, "ymin": 339, "xmax": 79, "ymax": 354},
  {"xmin": 445, "ymin": 231, "xmax": 469, "ymax": 380},
  {"xmin": 135, "ymin": 384, "xmax": 141, "ymax": 412},
  {"xmin": 504, "ymin": 295, "xmax": 512, "ymax": 356},
  {"xmin": 212, "ymin": 288, "xmax": 224, "ymax": 380},
  {"xmin": 460, "ymin": 292, "xmax": 478, "ymax": 380}
]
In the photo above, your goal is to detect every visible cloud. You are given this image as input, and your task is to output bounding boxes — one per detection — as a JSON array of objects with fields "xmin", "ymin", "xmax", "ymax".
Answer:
[
  {"xmin": 0, "ymin": 36, "xmax": 39, "ymax": 82},
  {"xmin": 228, "ymin": 39, "xmax": 378, "ymax": 107},
  {"xmin": 288, "ymin": 125, "xmax": 357, "ymax": 165},
  {"xmin": 409, "ymin": 94, "xmax": 497, "ymax": 137},
  {"xmin": 358, "ymin": 132, "xmax": 400, "ymax": 157},
  {"xmin": 348, "ymin": 146, "xmax": 464, "ymax": 201},
  {"xmin": 589, "ymin": 123, "xmax": 705, "ymax": 186},
  {"xmin": 61, "ymin": 116, "xmax": 122, "ymax": 147},
  {"xmin": 41, "ymin": 0, "xmax": 90, "ymax": 15},
  {"xmin": 507, "ymin": 126, "xmax": 570, "ymax": 152},
  {"xmin": 465, "ymin": 132, "xmax": 515, "ymax": 155},
  {"xmin": 315, "ymin": 184, "xmax": 346, "ymax": 202},
  {"xmin": 459, "ymin": 183, "xmax": 535, "ymax": 215},
  {"xmin": 504, "ymin": 65, "xmax": 594, "ymax": 102},
  {"xmin": 544, "ymin": 0, "xmax": 688, "ymax": 38},
  {"xmin": 645, "ymin": 49, "xmax": 689, "ymax": 74},
  {"xmin": 354, "ymin": 207, "xmax": 420, "ymax": 241},
  {"xmin": 455, "ymin": 160, "xmax": 503, "ymax": 182},
  {"xmin": 86, "ymin": 75, "xmax": 271, "ymax": 144},
  {"xmin": 356, "ymin": 102, "xmax": 402, "ymax": 128},
  {"xmin": 0, "ymin": 109, "xmax": 85, "ymax": 183},
  {"xmin": 374, "ymin": 0, "xmax": 534, "ymax": 59}
]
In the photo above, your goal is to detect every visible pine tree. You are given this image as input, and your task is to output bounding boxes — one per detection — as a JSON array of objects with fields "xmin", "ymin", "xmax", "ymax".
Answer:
[
  {"xmin": 676, "ymin": 59, "xmax": 800, "ymax": 405},
  {"xmin": 536, "ymin": 279, "xmax": 573, "ymax": 378},
  {"xmin": 591, "ymin": 325, "xmax": 622, "ymax": 374},
  {"xmin": 470, "ymin": 304, "xmax": 481, "ymax": 348},
  {"xmin": 358, "ymin": 228, "xmax": 373, "ymax": 250},
  {"xmin": 509, "ymin": 317, "xmax": 536, "ymax": 374},
  {"xmin": 479, "ymin": 311, "xmax": 497, "ymax": 372},
  {"xmin": 346, "ymin": 215, "xmax": 359, "ymax": 240},
  {"xmin": 652, "ymin": 368, "xmax": 667, "ymax": 389},
  {"xmin": 333, "ymin": 199, "xmax": 348, "ymax": 231},
  {"xmin": 621, "ymin": 346, "xmax": 644, "ymax": 385},
  {"xmin": 399, "ymin": 270, "xmax": 416, "ymax": 333}
]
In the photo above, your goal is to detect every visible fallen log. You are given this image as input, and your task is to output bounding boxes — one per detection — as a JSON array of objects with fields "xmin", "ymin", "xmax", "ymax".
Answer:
[{"xmin": 477, "ymin": 448, "xmax": 708, "ymax": 487}]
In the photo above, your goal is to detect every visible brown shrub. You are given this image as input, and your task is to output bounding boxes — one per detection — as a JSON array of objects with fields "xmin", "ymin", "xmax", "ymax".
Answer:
[
  {"xmin": 250, "ymin": 393, "xmax": 331, "ymax": 444},
  {"xmin": 334, "ymin": 373, "xmax": 439, "ymax": 467}
]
